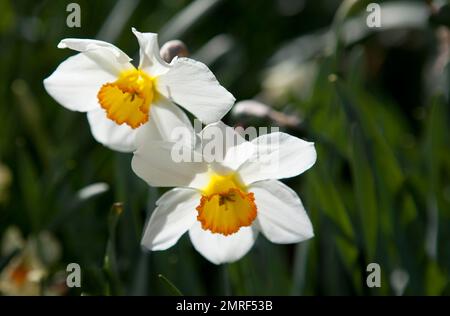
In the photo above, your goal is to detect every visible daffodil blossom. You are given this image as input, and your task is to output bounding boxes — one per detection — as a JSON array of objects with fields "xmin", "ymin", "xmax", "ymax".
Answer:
[
  {"xmin": 132, "ymin": 122, "xmax": 317, "ymax": 264},
  {"xmin": 43, "ymin": 28, "xmax": 235, "ymax": 152}
]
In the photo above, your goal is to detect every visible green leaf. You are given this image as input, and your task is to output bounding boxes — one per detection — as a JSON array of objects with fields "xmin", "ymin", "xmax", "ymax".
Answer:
[
  {"xmin": 103, "ymin": 202, "xmax": 124, "ymax": 296},
  {"xmin": 425, "ymin": 261, "xmax": 447, "ymax": 295},
  {"xmin": 350, "ymin": 126, "xmax": 378, "ymax": 261},
  {"xmin": 158, "ymin": 274, "xmax": 183, "ymax": 296},
  {"xmin": 309, "ymin": 169, "xmax": 354, "ymax": 240}
]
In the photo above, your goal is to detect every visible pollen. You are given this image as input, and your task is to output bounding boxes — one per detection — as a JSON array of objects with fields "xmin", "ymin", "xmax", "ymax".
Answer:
[
  {"xmin": 196, "ymin": 172, "xmax": 257, "ymax": 236},
  {"xmin": 97, "ymin": 68, "xmax": 157, "ymax": 129}
]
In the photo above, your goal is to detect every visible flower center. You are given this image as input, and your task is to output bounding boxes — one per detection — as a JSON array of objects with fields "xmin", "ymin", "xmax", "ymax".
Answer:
[
  {"xmin": 97, "ymin": 68, "xmax": 157, "ymax": 129},
  {"xmin": 10, "ymin": 262, "xmax": 29, "ymax": 286},
  {"xmin": 196, "ymin": 172, "xmax": 257, "ymax": 236}
]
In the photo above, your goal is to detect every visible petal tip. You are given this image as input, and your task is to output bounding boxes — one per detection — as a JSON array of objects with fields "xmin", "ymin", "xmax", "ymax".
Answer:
[
  {"xmin": 42, "ymin": 76, "xmax": 52, "ymax": 91},
  {"xmin": 57, "ymin": 41, "xmax": 67, "ymax": 49},
  {"xmin": 305, "ymin": 229, "xmax": 315, "ymax": 240}
]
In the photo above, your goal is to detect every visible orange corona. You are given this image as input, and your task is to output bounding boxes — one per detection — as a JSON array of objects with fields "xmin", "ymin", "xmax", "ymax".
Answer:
[
  {"xmin": 196, "ymin": 172, "xmax": 257, "ymax": 236},
  {"xmin": 97, "ymin": 68, "xmax": 157, "ymax": 128}
]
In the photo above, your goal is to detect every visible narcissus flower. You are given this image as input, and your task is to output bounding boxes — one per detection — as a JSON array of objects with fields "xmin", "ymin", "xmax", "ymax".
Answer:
[
  {"xmin": 43, "ymin": 28, "xmax": 235, "ymax": 152},
  {"xmin": 132, "ymin": 122, "xmax": 316, "ymax": 264},
  {"xmin": 0, "ymin": 227, "xmax": 63, "ymax": 296}
]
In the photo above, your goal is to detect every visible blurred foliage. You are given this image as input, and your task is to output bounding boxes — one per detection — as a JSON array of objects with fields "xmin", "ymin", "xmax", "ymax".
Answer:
[{"xmin": 0, "ymin": 0, "xmax": 449, "ymax": 295}]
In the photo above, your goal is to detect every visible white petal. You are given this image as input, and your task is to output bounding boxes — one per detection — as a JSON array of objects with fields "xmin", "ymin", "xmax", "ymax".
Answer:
[
  {"xmin": 133, "ymin": 114, "xmax": 163, "ymax": 143},
  {"xmin": 87, "ymin": 97, "xmax": 192, "ymax": 153},
  {"xmin": 87, "ymin": 109, "xmax": 138, "ymax": 152},
  {"xmin": 150, "ymin": 97, "xmax": 194, "ymax": 145},
  {"xmin": 199, "ymin": 121, "xmax": 254, "ymax": 171},
  {"xmin": 141, "ymin": 188, "xmax": 199, "ymax": 251},
  {"xmin": 238, "ymin": 132, "xmax": 316, "ymax": 185},
  {"xmin": 57, "ymin": 38, "xmax": 132, "ymax": 65},
  {"xmin": 188, "ymin": 222, "xmax": 257, "ymax": 264},
  {"xmin": 250, "ymin": 180, "xmax": 313, "ymax": 244},
  {"xmin": 131, "ymin": 28, "xmax": 169, "ymax": 76},
  {"xmin": 44, "ymin": 39, "xmax": 134, "ymax": 112},
  {"xmin": 157, "ymin": 58, "xmax": 235, "ymax": 124},
  {"xmin": 131, "ymin": 138, "xmax": 209, "ymax": 189}
]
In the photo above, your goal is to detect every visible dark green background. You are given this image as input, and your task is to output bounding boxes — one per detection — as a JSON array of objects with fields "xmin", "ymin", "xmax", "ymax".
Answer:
[{"xmin": 0, "ymin": 0, "xmax": 449, "ymax": 295}]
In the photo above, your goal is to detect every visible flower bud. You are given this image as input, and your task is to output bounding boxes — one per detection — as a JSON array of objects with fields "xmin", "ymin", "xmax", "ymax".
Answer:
[{"xmin": 160, "ymin": 40, "xmax": 189, "ymax": 63}]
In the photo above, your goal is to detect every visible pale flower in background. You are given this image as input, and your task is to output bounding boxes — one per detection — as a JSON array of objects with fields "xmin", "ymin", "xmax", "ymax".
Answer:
[
  {"xmin": 262, "ymin": 60, "xmax": 317, "ymax": 104},
  {"xmin": 0, "ymin": 227, "xmax": 63, "ymax": 296},
  {"xmin": 0, "ymin": 250, "xmax": 46, "ymax": 296},
  {"xmin": 132, "ymin": 122, "xmax": 316, "ymax": 264},
  {"xmin": 44, "ymin": 28, "xmax": 235, "ymax": 152}
]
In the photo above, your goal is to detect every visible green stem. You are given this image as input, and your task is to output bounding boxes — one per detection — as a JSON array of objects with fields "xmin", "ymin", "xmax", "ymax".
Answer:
[{"xmin": 103, "ymin": 202, "xmax": 124, "ymax": 296}]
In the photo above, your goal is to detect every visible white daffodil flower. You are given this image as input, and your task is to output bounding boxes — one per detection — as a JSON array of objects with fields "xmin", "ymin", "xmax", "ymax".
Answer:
[
  {"xmin": 43, "ymin": 28, "xmax": 235, "ymax": 152},
  {"xmin": 132, "ymin": 121, "xmax": 317, "ymax": 264}
]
